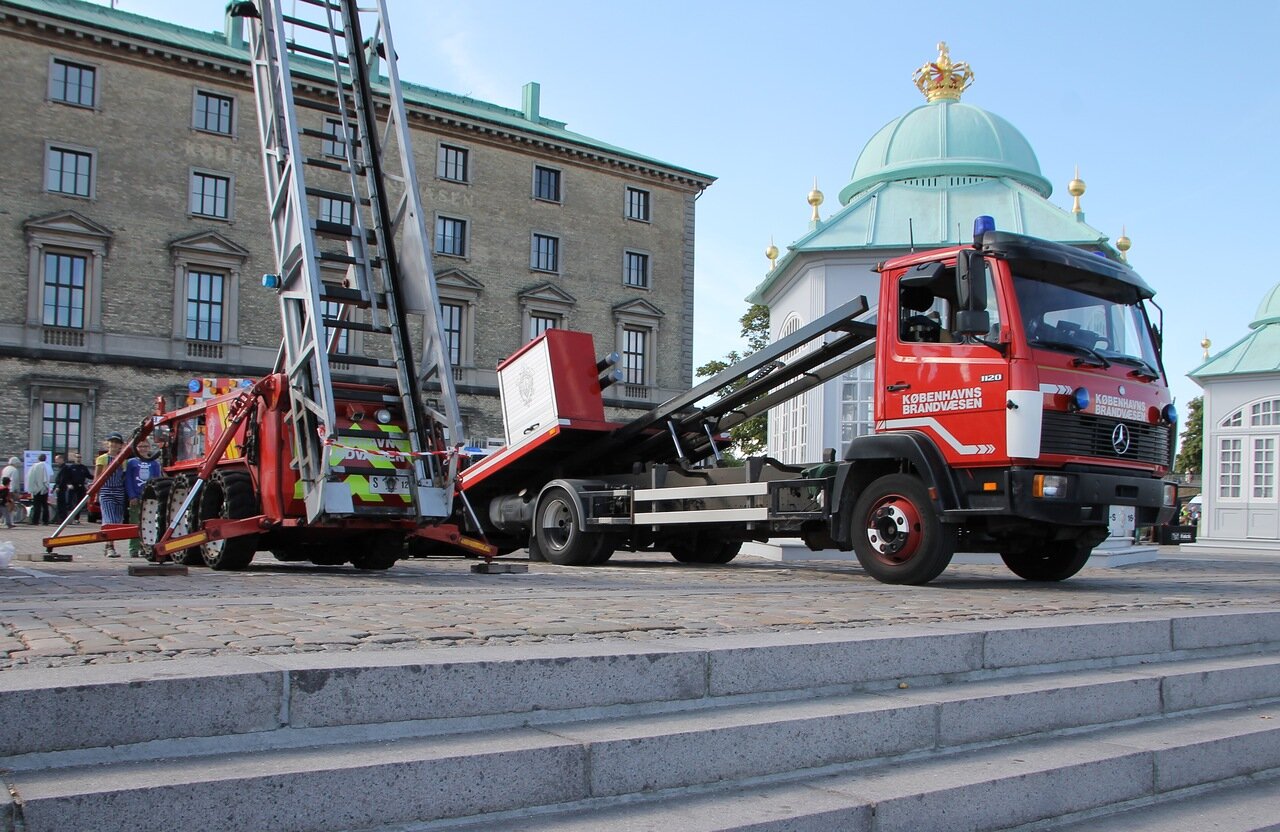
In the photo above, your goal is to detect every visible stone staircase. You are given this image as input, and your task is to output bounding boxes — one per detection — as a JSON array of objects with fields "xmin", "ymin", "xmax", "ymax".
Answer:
[{"xmin": 2, "ymin": 609, "xmax": 1278, "ymax": 832}]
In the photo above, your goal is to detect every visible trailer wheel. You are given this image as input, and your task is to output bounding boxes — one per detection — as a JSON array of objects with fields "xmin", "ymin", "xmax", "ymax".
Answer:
[
  {"xmin": 165, "ymin": 475, "xmax": 205, "ymax": 566},
  {"xmin": 1001, "ymin": 538, "xmax": 1092, "ymax": 581},
  {"xmin": 351, "ymin": 533, "xmax": 402, "ymax": 570},
  {"xmin": 534, "ymin": 486, "xmax": 608, "ymax": 566},
  {"xmin": 850, "ymin": 474, "xmax": 955, "ymax": 585},
  {"xmin": 137, "ymin": 477, "xmax": 173, "ymax": 562},
  {"xmin": 198, "ymin": 470, "xmax": 259, "ymax": 571}
]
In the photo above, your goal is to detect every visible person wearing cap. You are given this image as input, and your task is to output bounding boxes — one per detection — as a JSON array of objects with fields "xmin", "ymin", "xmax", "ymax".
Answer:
[
  {"xmin": 95, "ymin": 433, "xmax": 128, "ymax": 557},
  {"xmin": 1, "ymin": 457, "xmax": 19, "ymax": 493}
]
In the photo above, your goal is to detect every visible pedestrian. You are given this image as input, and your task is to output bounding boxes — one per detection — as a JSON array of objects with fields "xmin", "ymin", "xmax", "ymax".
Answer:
[
  {"xmin": 51, "ymin": 452, "xmax": 66, "ymax": 522},
  {"xmin": 95, "ymin": 433, "xmax": 128, "ymax": 557},
  {"xmin": 124, "ymin": 439, "xmax": 161, "ymax": 558},
  {"xmin": 56, "ymin": 451, "xmax": 92, "ymax": 525},
  {"xmin": 0, "ymin": 476, "xmax": 15, "ymax": 529},
  {"xmin": 26, "ymin": 453, "xmax": 51, "ymax": 525},
  {"xmin": 1, "ymin": 457, "xmax": 19, "ymax": 492}
]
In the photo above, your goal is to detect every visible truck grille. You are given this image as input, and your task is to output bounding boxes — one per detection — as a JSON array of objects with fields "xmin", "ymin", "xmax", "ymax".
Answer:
[{"xmin": 1040, "ymin": 411, "xmax": 1172, "ymax": 467}]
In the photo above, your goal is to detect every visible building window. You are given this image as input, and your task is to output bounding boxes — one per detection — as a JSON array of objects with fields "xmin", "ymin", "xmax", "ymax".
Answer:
[
  {"xmin": 1253, "ymin": 437, "xmax": 1276, "ymax": 499},
  {"xmin": 771, "ymin": 315, "xmax": 808, "ymax": 464},
  {"xmin": 42, "ymin": 252, "xmax": 87, "ymax": 329},
  {"xmin": 190, "ymin": 171, "xmax": 232, "ymax": 219},
  {"xmin": 839, "ymin": 362, "xmax": 876, "ymax": 452},
  {"xmin": 435, "ymin": 216, "xmax": 468, "ymax": 257},
  {"xmin": 321, "ymin": 118, "xmax": 350, "ymax": 158},
  {"xmin": 42, "ymin": 401, "xmax": 82, "ymax": 455},
  {"xmin": 1219, "ymin": 437, "xmax": 1243, "ymax": 499},
  {"xmin": 624, "ymin": 251, "xmax": 650, "ymax": 289},
  {"xmin": 185, "ymin": 271, "xmax": 225, "ymax": 342},
  {"xmin": 45, "ymin": 146, "xmax": 94, "ymax": 198},
  {"xmin": 317, "ymin": 196, "xmax": 352, "ymax": 226},
  {"xmin": 1223, "ymin": 410, "xmax": 1244, "ymax": 428},
  {"xmin": 533, "ymin": 165, "xmax": 561, "ymax": 202},
  {"xmin": 320, "ymin": 298, "xmax": 350, "ymax": 355},
  {"xmin": 625, "ymin": 187, "xmax": 650, "ymax": 222},
  {"xmin": 437, "ymin": 143, "xmax": 468, "ymax": 182},
  {"xmin": 194, "ymin": 90, "xmax": 234, "ymax": 135},
  {"xmin": 531, "ymin": 233, "xmax": 559, "ymax": 273},
  {"xmin": 50, "ymin": 58, "xmax": 96, "ymax": 107},
  {"xmin": 439, "ymin": 302, "xmax": 464, "ymax": 366},
  {"xmin": 1251, "ymin": 399, "xmax": 1280, "ymax": 426},
  {"xmin": 529, "ymin": 314, "xmax": 558, "ymax": 340},
  {"xmin": 622, "ymin": 328, "xmax": 648, "ymax": 385}
]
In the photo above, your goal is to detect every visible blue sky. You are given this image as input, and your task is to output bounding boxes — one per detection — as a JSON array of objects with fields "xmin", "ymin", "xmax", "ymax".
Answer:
[{"xmin": 102, "ymin": 0, "xmax": 1279, "ymax": 419}]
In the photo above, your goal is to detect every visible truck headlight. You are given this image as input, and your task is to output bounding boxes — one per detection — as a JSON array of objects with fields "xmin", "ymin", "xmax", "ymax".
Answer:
[
  {"xmin": 375, "ymin": 408, "xmax": 392, "ymax": 425},
  {"xmin": 1163, "ymin": 483, "xmax": 1177, "ymax": 507},
  {"xmin": 1033, "ymin": 474, "xmax": 1070, "ymax": 498}
]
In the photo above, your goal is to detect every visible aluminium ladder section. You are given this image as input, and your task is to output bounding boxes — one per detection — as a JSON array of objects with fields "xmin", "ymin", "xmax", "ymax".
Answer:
[
  {"xmin": 242, "ymin": 0, "xmax": 463, "ymax": 523},
  {"xmin": 565, "ymin": 296, "xmax": 875, "ymax": 471}
]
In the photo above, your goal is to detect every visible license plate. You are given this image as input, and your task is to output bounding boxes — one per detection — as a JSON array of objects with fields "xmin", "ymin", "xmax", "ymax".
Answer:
[{"xmin": 367, "ymin": 475, "xmax": 410, "ymax": 495}]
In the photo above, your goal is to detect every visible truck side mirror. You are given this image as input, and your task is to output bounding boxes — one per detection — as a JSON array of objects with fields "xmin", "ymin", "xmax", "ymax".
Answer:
[
  {"xmin": 955, "ymin": 250, "xmax": 986, "ymax": 312},
  {"xmin": 955, "ymin": 309, "xmax": 991, "ymax": 336}
]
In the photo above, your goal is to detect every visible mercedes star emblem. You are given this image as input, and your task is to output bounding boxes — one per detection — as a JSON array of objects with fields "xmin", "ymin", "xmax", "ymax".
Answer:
[{"xmin": 1111, "ymin": 423, "xmax": 1130, "ymax": 455}]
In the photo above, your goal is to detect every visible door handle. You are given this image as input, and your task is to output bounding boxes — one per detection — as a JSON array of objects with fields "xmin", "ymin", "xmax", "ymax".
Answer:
[{"xmin": 887, "ymin": 383, "xmax": 911, "ymax": 392}]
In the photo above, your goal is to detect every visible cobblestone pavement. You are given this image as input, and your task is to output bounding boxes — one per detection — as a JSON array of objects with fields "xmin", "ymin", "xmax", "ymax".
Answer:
[{"xmin": 2, "ymin": 523, "xmax": 1278, "ymax": 672}]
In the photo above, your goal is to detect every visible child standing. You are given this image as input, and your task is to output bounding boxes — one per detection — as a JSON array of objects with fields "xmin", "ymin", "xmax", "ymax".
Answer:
[{"xmin": 0, "ymin": 476, "xmax": 15, "ymax": 529}]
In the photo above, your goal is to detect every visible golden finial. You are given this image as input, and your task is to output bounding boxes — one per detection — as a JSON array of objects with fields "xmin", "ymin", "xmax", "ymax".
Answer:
[
  {"xmin": 808, "ymin": 177, "xmax": 824, "ymax": 223},
  {"xmin": 1068, "ymin": 165, "xmax": 1086, "ymax": 214},
  {"xmin": 765, "ymin": 237, "xmax": 779, "ymax": 271},
  {"xmin": 913, "ymin": 41, "xmax": 974, "ymax": 102},
  {"xmin": 1201, "ymin": 336, "xmax": 1212, "ymax": 360},
  {"xmin": 1116, "ymin": 225, "xmax": 1131, "ymax": 261}
]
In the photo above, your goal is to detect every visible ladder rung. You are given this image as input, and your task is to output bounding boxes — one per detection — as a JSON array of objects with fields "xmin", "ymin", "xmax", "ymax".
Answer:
[
  {"xmin": 328, "ymin": 388, "xmax": 400, "ymax": 404},
  {"xmin": 332, "ymin": 428, "xmax": 409, "ymax": 440},
  {"xmin": 281, "ymin": 13, "xmax": 339, "ymax": 35},
  {"xmin": 285, "ymin": 40, "xmax": 348, "ymax": 64},
  {"xmin": 322, "ymin": 318, "xmax": 391, "ymax": 334},
  {"xmin": 320, "ymin": 285, "xmax": 371, "ymax": 307},
  {"xmin": 305, "ymin": 186, "xmax": 370, "ymax": 206},
  {"xmin": 293, "ymin": 98, "xmax": 357, "ymax": 118},
  {"xmin": 298, "ymin": 127, "xmax": 362, "ymax": 150},
  {"xmin": 317, "ymin": 250, "xmax": 361, "ymax": 266},
  {"xmin": 297, "ymin": 0, "xmax": 342, "ymax": 9},
  {"xmin": 333, "ymin": 354, "xmax": 398, "ymax": 369},
  {"xmin": 304, "ymin": 157, "xmax": 348, "ymax": 173},
  {"xmin": 313, "ymin": 220, "xmax": 378, "ymax": 244}
]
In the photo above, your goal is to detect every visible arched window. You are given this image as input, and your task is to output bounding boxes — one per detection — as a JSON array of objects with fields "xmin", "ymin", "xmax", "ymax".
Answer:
[{"xmin": 769, "ymin": 315, "xmax": 807, "ymax": 464}]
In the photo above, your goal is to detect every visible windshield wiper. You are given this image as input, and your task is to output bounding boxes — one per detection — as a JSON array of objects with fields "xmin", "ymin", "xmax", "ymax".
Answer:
[
  {"xmin": 1107, "ymin": 355, "xmax": 1160, "ymax": 379},
  {"xmin": 1031, "ymin": 339, "xmax": 1112, "ymax": 368}
]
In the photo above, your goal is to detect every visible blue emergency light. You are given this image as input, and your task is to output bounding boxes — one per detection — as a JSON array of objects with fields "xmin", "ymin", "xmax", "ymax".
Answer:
[
  {"xmin": 1070, "ymin": 387, "xmax": 1091, "ymax": 412},
  {"xmin": 972, "ymin": 215, "xmax": 995, "ymax": 245}
]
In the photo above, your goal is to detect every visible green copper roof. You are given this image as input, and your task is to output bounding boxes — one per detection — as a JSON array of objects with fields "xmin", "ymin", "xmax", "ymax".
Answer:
[
  {"xmin": 840, "ymin": 100, "xmax": 1050, "ymax": 204},
  {"xmin": 1, "ymin": 0, "xmax": 713, "ymax": 184},
  {"xmin": 1191, "ymin": 281, "xmax": 1280, "ymax": 380}
]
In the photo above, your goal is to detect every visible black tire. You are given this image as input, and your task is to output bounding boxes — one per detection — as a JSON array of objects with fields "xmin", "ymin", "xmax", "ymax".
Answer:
[
  {"xmin": 350, "ymin": 532, "xmax": 402, "ymax": 570},
  {"xmin": 850, "ymin": 473, "xmax": 955, "ymax": 585},
  {"xmin": 198, "ymin": 469, "xmax": 259, "ymax": 571},
  {"xmin": 137, "ymin": 477, "xmax": 173, "ymax": 562},
  {"xmin": 1001, "ymin": 538, "xmax": 1092, "ymax": 581},
  {"xmin": 165, "ymin": 475, "xmax": 205, "ymax": 566},
  {"xmin": 671, "ymin": 538, "xmax": 741, "ymax": 565},
  {"xmin": 534, "ymin": 486, "xmax": 608, "ymax": 566}
]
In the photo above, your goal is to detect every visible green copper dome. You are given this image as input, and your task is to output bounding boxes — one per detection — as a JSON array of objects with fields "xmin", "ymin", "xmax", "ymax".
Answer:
[
  {"xmin": 1251, "ymin": 282, "xmax": 1280, "ymax": 329},
  {"xmin": 839, "ymin": 100, "xmax": 1052, "ymax": 205}
]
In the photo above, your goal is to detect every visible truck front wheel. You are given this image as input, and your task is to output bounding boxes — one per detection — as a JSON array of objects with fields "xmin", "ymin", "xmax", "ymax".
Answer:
[
  {"xmin": 534, "ymin": 486, "xmax": 608, "ymax": 566},
  {"xmin": 850, "ymin": 474, "xmax": 955, "ymax": 585},
  {"xmin": 1001, "ymin": 538, "xmax": 1092, "ymax": 581}
]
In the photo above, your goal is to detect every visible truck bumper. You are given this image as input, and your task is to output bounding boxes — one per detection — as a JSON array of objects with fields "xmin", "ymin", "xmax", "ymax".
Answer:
[{"xmin": 1004, "ymin": 467, "xmax": 1176, "ymax": 527}]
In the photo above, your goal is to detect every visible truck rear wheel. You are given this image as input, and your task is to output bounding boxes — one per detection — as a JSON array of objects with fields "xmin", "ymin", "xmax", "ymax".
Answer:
[
  {"xmin": 165, "ymin": 475, "xmax": 205, "ymax": 566},
  {"xmin": 137, "ymin": 477, "xmax": 172, "ymax": 562},
  {"xmin": 351, "ymin": 532, "xmax": 403, "ymax": 570},
  {"xmin": 1001, "ymin": 538, "xmax": 1092, "ymax": 581},
  {"xmin": 198, "ymin": 469, "xmax": 259, "ymax": 571},
  {"xmin": 671, "ymin": 539, "xmax": 742, "ymax": 564},
  {"xmin": 534, "ymin": 486, "xmax": 608, "ymax": 566},
  {"xmin": 850, "ymin": 473, "xmax": 955, "ymax": 585}
]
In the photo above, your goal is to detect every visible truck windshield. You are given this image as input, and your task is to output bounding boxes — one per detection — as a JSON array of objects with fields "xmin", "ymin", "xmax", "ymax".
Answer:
[{"xmin": 1012, "ymin": 272, "xmax": 1160, "ymax": 376}]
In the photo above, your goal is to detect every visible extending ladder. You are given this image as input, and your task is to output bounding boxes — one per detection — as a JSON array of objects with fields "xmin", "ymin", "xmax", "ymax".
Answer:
[{"xmin": 236, "ymin": 0, "xmax": 464, "ymax": 523}]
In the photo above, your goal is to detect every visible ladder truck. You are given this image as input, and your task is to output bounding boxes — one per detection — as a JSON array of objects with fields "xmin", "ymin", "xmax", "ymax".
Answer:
[
  {"xmin": 45, "ymin": 0, "xmax": 489, "ymax": 568},
  {"xmin": 455, "ymin": 217, "xmax": 1179, "ymax": 584}
]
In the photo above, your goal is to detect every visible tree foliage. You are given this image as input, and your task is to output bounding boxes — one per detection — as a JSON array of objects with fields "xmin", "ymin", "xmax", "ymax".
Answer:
[
  {"xmin": 1174, "ymin": 396, "xmax": 1203, "ymax": 475},
  {"xmin": 695, "ymin": 304, "xmax": 770, "ymax": 457}
]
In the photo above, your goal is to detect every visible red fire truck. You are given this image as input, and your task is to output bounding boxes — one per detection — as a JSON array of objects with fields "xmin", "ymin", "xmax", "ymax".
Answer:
[{"xmin": 456, "ymin": 216, "xmax": 1177, "ymax": 584}]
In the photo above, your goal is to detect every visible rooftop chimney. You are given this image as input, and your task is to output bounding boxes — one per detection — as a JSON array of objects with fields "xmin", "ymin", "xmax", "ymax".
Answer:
[{"xmin": 522, "ymin": 82, "xmax": 540, "ymax": 123}]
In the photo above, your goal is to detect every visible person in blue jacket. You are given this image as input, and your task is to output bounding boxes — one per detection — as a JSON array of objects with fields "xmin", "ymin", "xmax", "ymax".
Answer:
[{"xmin": 124, "ymin": 438, "xmax": 162, "ymax": 558}]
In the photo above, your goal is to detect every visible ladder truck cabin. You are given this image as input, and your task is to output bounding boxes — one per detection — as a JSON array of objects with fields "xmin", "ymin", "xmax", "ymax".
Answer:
[
  {"xmin": 45, "ymin": 0, "xmax": 490, "ymax": 568},
  {"xmin": 459, "ymin": 216, "xmax": 1178, "ymax": 584}
]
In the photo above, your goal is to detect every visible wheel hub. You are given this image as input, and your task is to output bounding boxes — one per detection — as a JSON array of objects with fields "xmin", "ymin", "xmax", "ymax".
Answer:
[{"xmin": 865, "ymin": 497, "xmax": 922, "ymax": 563}]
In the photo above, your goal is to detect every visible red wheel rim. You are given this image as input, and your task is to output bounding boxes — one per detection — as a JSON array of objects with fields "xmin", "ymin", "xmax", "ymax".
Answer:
[{"xmin": 864, "ymin": 494, "xmax": 922, "ymax": 565}]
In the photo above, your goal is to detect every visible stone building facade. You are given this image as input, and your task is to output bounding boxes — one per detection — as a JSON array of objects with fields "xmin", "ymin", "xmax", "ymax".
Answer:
[{"xmin": 0, "ymin": 0, "xmax": 713, "ymax": 467}]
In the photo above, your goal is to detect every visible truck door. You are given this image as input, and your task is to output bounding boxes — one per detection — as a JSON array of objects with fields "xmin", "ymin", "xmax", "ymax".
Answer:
[{"xmin": 878, "ymin": 260, "xmax": 1010, "ymax": 464}]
